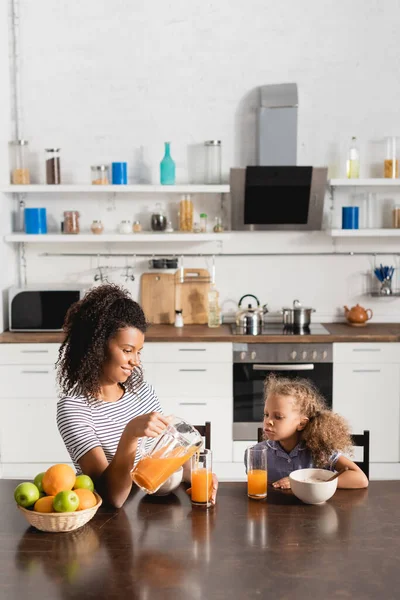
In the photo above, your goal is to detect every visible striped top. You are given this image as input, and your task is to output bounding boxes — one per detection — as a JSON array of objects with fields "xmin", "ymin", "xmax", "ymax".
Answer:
[{"xmin": 56, "ymin": 380, "xmax": 162, "ymax": 473}]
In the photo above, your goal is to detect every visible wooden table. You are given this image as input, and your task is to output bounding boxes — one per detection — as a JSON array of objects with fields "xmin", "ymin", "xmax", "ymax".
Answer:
[{"xmin": 1, "ymin": 480, "xmax": 399, "ymax": 599}]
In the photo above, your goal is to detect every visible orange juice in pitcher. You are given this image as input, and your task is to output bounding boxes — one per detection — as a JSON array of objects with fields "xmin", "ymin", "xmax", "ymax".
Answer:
[{"xmin": 131, "ymin": 416, "xmax": 203, "ymax": 494}]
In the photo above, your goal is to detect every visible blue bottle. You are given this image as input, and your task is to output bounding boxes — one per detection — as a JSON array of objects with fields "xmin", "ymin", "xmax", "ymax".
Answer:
[{"xmin": 160, "ymin": 142, "xmax": 176, "ymax": 185}]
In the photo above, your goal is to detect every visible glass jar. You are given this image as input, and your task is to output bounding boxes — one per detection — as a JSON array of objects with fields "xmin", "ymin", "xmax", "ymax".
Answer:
[
  {"xmin": 204, "ymin": 140, "xmax": 222, "ymax": 184},
  {"xmin": 133, "ymin": 220, "xmax": 142, "ymax": 232},
  {"xmin": 385, "ymin": 137, "xmax": 399, "ymax": 178},
  {"xmin": 119, "ymin": 220, "xmax": 132, "ymax": 234},
  {"xmin": 9, "ymin": 140, "xmax": 30, "ymax": 184},
  {"xmin": 91, "ymin": 220, "xmax": 104, "ymax": 235},
  {"xmin": 91, "ymin": 165, "xmax": 109, "ymax": 185},
  {"xmin": 64, "ymin": 211, "xmax": 80, "ymax": 234},
  {"xmin": 200, "ymin": 213, "xmax": 207, "ymax": 233},
  {"xmin": 151, "ymin": 203, "xmax": 167, "ymax": 231},
  {"xmin": 45, "ymin": 148, "xmax": 61, "ymax": 184},
  {"xmin": 213, "ymin": 216, "xmax": 224, "ymax": 233},
  {"xmin": 179, "ymin": 194, "xmax": 193, "ymax": 231},
  {"xmin": 393, "ymin": 205, "xmax": 400, "ymax": 228}
]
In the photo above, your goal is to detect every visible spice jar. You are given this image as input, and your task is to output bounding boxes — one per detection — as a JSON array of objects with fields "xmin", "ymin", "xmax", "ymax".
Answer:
[
  {"xmin": 91, "ymin": 165, "xmax": 109, "ymax": 185},
  {"xmin": 91, "ymin": 220, "xmax": 104, "ymax": 235},
  {"xmin": 384, "ymin": 137, "xmax": 399, "ymax": 179},
  {"xmin": 200, "ymin": 213, "xmax": 208, "ymax": 233},
  {"xmin": 204, "ymin": 140, "xmax": 222, "ymax": 184},
  {"xmin": 9, "ymin": 140, "xmax": 30, "ymax": 184},
  {"xmin": 133, "ymin": 220, "xmax": 142, "ymax": 232},
  {"xmin": 213, "ymin": 216, "xmax": 224, "ymax": 233},
  {"xmin": 64, "ymin": 211, "xmax": 80, "ymax": 234},
  {"xmin": 179, "ymin": 194, "xmax": 193, "ymax": 231},
  {"xmin": 119, "ymin": 220, "xmax": 132, "ymax": 234},
  {"xmin": 46, "ymin": 148, "xmax": 61, "ymax": 184},
  {"xmin": 393, "ymin": 205, "xmax": 400, "ymax": 228}
]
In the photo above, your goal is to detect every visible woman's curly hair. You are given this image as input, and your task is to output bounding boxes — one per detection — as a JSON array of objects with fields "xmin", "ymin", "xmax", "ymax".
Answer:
[
  {"xmin": 56, "ymin": 284, "xmax": 148, "ymax": 399},
  {"xmin": 264, "ymin": 375, "xmax": 353, "ymax": 467}
]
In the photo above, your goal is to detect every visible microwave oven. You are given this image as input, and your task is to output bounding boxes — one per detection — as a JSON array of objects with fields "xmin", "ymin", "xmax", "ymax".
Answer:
[{"xmin": 9, "ymin": 286, "xmax": 86, "ymax": 332}]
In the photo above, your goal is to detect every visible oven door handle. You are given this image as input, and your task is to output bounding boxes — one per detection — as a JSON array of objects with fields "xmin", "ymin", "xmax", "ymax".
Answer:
[{"xmin": 253, "ymin": 364, "xmax": 315, "ymax": 371}]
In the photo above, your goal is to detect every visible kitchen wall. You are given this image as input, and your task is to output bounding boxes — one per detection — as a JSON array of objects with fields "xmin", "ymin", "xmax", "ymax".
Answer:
[{"xmin": 2, "ymin": 0, "xmax": 400, "ymax": 328}]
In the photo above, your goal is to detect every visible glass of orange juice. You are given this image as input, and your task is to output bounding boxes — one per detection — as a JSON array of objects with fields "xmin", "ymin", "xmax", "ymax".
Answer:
[
  {"xmin": 246, "ymin": 447, "xmax": 267, "ymax": 500},
  {"xmin": 191, "ymin": 449, "xmax": 212, "ymax": 508}
]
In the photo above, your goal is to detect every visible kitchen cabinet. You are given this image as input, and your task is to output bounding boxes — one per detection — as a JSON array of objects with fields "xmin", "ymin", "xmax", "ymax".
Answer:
[
  {"xmin": 333, "ymin": 343, "xmax": 400, "ymax": 464},
  {"xmin": 143, "ymin": 342, "xmax": 233, "ymax": 462},
  {"xmin": 0, "ymin": 344, "xmax": 71, "ymax": 478}
]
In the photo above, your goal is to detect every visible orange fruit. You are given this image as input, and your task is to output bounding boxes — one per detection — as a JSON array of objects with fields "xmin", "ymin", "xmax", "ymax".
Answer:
[
  {"xmin": 42, "ymin": 464, "xmax": 76, "ymax": 496},
  {"xmin": 74, "ymin": 489, "xmax": 97, "ymax": 511},
  {"xmin": 34, "ymin": 495, "xmax": 55, "ymax": 513}
]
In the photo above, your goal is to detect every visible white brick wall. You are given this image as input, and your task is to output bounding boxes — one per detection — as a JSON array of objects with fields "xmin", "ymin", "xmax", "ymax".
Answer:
[{"xmin": 2, "ymin": 0, "xmax": 400, "ymax": 325}]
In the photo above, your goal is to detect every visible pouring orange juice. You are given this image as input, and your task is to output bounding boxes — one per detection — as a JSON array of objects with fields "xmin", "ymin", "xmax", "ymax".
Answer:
[{"xmin": 131, "ymin": 416, "xmax": 203, "ymax": 494}]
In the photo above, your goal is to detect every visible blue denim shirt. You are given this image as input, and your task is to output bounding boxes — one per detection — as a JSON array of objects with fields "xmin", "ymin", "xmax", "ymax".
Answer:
[{"xmin": 244, "ymin": 440, "xmax": 340, "ymax": 484}]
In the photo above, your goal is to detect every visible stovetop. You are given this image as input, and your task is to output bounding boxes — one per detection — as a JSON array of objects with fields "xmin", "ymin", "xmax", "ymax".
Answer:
[{"xmin": 230, "ymin": 323, "xmax": 330, "ymax": 336}]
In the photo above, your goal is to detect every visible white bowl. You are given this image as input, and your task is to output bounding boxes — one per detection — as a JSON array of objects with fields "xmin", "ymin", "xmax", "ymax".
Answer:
[
  {"xmin": 289, "ymin": 468, "xmax": 338, "ymax": 505},
  {"xmin": 152, "ymin": 467, "xmax": 183, "ymax": 496}
]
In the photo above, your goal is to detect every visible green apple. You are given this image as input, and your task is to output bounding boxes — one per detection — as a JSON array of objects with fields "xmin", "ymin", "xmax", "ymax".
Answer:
[
  {"xmin": 73, "ymin": 474, "xmax": 94, "ymax": 492},
  {"xmin": 53, "ymin": 490, "xmax": 79, "ymax": 513},
  {"xmin": 33, "ymin": 472, "xmax": 45, "ymax": 494},
  {"xmin": 14, "ymin": 482, "xmax": 40, "ymax": 508}
]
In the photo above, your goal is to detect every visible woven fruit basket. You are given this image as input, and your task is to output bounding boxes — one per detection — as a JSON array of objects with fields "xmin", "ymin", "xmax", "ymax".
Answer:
[{"xmin": 17, "ymin": 492, "xmax": 102, "ymax": 533}]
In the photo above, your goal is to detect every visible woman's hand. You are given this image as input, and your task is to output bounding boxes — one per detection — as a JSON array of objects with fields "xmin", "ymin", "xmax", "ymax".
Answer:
[
  {"xmin": 186, "ymin": 473, "xmax": 219, "ymax": 505},
  {"xmin": 126, "ymin": 412, "xmax": 170, "ymax": 439},
  {"xmin": 272, "ymin": 476, "xmax": 291, "ymax": 490}
]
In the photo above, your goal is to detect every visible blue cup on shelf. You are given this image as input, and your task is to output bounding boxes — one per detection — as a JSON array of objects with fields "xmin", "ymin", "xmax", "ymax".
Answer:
[
  {"xmin": 24, "ymin": 208, "xmax": 47, "ymax": 234},
  {"xmin": 342, "ymin": 206, "xmax": 359, "ymax": 229},
  {"xmin": 112, "ymin": 162, "xmax": 128, "ymax": 184}
]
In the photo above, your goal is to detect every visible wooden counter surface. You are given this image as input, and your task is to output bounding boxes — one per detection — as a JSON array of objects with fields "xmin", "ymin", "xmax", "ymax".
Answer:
[{"xmin": 1, "ymin": 323, "xmax": 400, "ymax": 343}]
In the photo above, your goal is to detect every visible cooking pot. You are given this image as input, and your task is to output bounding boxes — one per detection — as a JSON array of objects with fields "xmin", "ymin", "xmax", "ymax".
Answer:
[
  {"xmin": 236, "ymin": 294, "xmax": 268, "ymax": 335},
  {"xmin": 281, "ymin": 299, "xmax": 316, "ymax": 328}
]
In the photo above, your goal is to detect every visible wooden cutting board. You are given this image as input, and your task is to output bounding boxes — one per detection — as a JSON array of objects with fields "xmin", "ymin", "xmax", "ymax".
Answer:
[
  {"xmin": 175, "ymin": 268, "xmax": 210, "ymax": 324},
  {"xmin": 140, "ymin": 273, "xmax": 175, "ymax": 324}
]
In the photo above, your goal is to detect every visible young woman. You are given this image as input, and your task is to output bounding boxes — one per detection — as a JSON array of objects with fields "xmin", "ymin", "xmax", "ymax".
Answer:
[
  {"xmin": 56, "ymin": 284, "xmax": 218, "ymax": 507},
  {"xmin": 246, "ymin": 375, "xmax": 368, "ymax": 490}
]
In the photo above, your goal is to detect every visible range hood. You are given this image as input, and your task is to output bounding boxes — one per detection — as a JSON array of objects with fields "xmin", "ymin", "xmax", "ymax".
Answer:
[{"xmin": 230, "ymin": 83, "xmax": 327, "ymax": 231}]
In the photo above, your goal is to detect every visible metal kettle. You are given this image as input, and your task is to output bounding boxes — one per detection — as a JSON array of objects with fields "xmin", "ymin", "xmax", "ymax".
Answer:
[{"xmin": 236, "ymin": 294, "xmax": 268, "ymax": 335}]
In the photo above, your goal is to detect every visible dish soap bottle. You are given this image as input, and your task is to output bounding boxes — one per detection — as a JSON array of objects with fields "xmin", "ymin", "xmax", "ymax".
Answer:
[
  {"xmin": 208, "ymin": 284, "xmax": 220, "ymax": 328},
  {"xmin": 346, "ymin": 136, "xmax": 360, "ymax": 179},
  {"xmin": 160, "ymin": 142, "xmax": 176, "ymax": 185}
]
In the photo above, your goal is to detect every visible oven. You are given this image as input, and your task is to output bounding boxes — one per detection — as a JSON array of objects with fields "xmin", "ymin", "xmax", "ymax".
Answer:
[{"xmin": 233, "ymin": 343, "xmax": 333, "ymax": 441}]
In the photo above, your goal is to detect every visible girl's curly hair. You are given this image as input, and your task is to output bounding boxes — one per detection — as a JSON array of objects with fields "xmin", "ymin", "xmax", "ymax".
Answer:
[
  {"xmin": 56, "ymin": 284, "xmax": 148, "ymax": 399},
  {"xmin": 264, "ymin": 375, "xmax": 353, "ymax": 467}
]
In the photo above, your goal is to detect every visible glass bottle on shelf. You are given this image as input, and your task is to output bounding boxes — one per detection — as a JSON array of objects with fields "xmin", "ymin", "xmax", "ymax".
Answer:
[
  {"xmin": 384, "ymin": 137, "xmax": 399, "ymax": 178},
  {"xmin": 160, "ymin": 142, "xmax": 176, "ymax": 185},
  {"xmin": 346, "ymin": 137, "xmax": 360, "ymax": 179},
  {"xmin": 204, "ymin": 140, "xmax": 222, "ymax": 184},
  {"xmin": 151, "ymin": 203, "xmax": 167, "ymax": 231},
  {"xmin": 133, "ymin": 220, "xmax": 142, "ymax": 232},
  {"xmin": 200, "ymin": 213, "xmax": 208, "ymax": 232},
  {"xmin": 63, "ymin": 211, "xmax": 80, "ymax": 234},
  {"xmin": 213, "ymin": 216, "xmax": 224, "ymax": 233},
  {"xmin": 179, "ymin": 194, "xmax": 193, "ymax": 231},
  {"xmin": 9, "ymin": 140, "xmax": 30, "ymax": 184},
  {"xmin": 91, "ymin": 220, "xmax": 104, "ymax": 234},
  {"xmin": 91, "ymin": 165, "xmax": 109, "ymax": 185},
  {"xmin": 393, "ymin": 205, "xmax": 400, "ymax": 228},
  {"xmin": 46, "ymin": 148, "xmax": 61, "ymax": 184},
  {"xmin": 119, "ymin": 220, "xmax": 132, "ymax": 234}
]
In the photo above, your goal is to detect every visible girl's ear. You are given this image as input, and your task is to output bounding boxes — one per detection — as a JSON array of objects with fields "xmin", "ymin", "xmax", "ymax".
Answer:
[{"xmin": 297, "ymin": 417, "xmax": 309, "ymax": 431}]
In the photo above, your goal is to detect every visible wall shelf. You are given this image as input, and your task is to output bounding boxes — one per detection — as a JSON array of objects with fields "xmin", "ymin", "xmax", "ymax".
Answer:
[
  {"xmin": 330, "ymin": 229, "xmax": 400, "ymax": 237},
  {"xmin": 329, "ymin": 179, "xmax": 400, "ymax": 187},
  {"xmin": 0, "ymin": 184, "xmax": 230, "ymax": 194},
  {"xmin": 4, "ymin": 232, "xmax": 231, "ymax": 243}
]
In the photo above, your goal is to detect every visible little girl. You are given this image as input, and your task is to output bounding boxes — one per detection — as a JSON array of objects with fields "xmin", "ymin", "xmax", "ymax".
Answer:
[{"xmin": 247, "ymin": 375, "xmax": 368, "ymax": 489}]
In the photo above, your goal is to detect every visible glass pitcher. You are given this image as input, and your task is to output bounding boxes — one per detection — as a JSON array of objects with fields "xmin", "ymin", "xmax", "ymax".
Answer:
[{"xmin": 131, "ymin": 416, "xmax": 203, "ymax": 494}]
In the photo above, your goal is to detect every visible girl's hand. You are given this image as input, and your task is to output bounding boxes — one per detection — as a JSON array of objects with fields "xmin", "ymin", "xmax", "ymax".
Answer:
[
  {"xmin": 272, "ymin": 477, "xmax": 291, "ymax": 490},
  {"xmin": 186, "ymin": 473, "xmax": 219, "ymax": 505},
  {"xmin": 127, "ymin": 412, "xmax": 169, "ymax": 439}
]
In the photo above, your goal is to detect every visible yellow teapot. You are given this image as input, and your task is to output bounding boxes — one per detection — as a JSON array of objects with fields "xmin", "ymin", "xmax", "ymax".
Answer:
[{"xmin": 344, "ymin": 304, "xmax": 373, "ymax": 326}]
